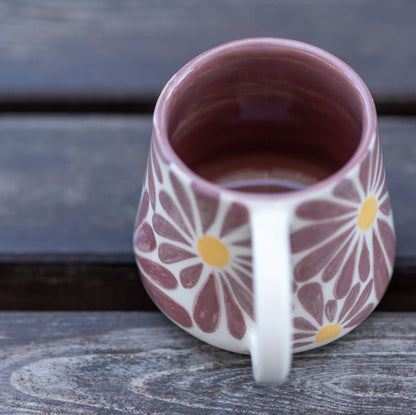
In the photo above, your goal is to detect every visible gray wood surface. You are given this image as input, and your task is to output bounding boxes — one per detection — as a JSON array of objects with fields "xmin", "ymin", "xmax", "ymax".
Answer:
[
  {"xmin": 0, "ymin": 115, "xmax": 414, "ymax": 310},
  {"xmin": 0, "ymin": 0, "xmax": 414, "ymax": 104},
  {"xmin": 0, "ymin": 115, "xmax": 414, "ymax": 260},
  {"xmin": 0, "ymin": 311, "xmax": 414, "ymax": 414},
  {"xmin": 0, "ymin": 116, "xmax": 151, "ymax": 254}
]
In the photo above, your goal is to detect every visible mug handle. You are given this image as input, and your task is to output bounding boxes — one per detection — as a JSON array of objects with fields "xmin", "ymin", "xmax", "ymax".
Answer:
[{"xmin": 250, "ymin": 207, "xmax": 293, "ymax": 383}]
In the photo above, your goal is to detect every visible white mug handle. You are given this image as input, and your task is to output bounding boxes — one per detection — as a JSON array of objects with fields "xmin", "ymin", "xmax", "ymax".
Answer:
[{"xmin": 250, "ymin": 207, "xmax": 293, "ymax": 383}]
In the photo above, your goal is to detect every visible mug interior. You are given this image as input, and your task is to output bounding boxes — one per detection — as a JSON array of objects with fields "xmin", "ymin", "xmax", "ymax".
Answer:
[{"xmin": 156, "ymin": 39, "xmax": 374, "ymax": 194}]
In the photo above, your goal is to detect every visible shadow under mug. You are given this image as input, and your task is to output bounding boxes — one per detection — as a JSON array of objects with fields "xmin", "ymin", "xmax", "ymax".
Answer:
[{"xmin": 134, "ymin": 38, "xmax": 395, "ymax": 383}]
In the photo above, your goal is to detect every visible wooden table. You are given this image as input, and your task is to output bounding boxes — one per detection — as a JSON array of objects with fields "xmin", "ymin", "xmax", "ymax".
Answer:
[
  {"xmin": 0, "ymin": 312, "xmax": 414, "ymax": 414},
  {"xmin": 0, "ymin": 1, "xmax": 415, "ymax": 413}
]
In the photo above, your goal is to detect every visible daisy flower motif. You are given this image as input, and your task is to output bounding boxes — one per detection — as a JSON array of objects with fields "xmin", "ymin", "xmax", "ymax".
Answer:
[
  {"xmin": 292, "ymin": 278, "xmax": 375, "ymax": 348},
  {"xmin": 135, "ymin": 143, "xmax": 253, "ymax": 340},
  {"xmin": 290, "ymin": 138, "xmax": 395, "ymax": 350}
]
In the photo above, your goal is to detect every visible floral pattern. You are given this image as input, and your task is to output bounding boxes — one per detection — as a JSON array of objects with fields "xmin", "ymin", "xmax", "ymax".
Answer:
[
  {"xmin": 291, "ymin": 137, "xmax": 395, "ymax": 350},
  {"xmin": 135, "ymin": 135, "xmax": 395, "ymax": 352},
  {"xmin": 134, "ymin": 142, "xmax": 253, "ymax": 340}
]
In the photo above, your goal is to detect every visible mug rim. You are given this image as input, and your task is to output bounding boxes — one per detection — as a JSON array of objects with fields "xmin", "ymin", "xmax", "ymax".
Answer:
[{"xmin": 152, "ymin": 37, "xmax": 377, "ymax": 200}]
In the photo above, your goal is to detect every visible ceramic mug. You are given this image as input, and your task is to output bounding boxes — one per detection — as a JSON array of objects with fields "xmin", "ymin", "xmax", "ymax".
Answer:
[{"xmin": 133, "ymin": 38, "xmax": 395, "ymax": 383}]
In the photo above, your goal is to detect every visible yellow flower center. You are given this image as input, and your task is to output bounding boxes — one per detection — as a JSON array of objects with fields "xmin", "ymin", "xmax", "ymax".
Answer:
[
  {"xmin": 358, "ymin": 196, "xmax": 378, "ymax": 231},
  {"xmin": 197, "ymin": 235, "xmax": 230, "ymax": 268},
  {"xmin": 315, "ymin": 324, "xmax": 342, "ymax": 343}
]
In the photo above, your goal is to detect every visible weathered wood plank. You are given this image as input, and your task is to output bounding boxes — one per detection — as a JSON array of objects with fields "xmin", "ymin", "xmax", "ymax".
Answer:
[
  {"xmin": 0, "ymin": 312, "xmax": 414, "ymax": 414},
  {"xmin": 0, "ymin": 116, "xmax": 151, "ymax": 254},
  {"xmin": 0, "ymin": 115, "xmax": 415, "ymax": 310},
  {"xmin": 0, "ymin": 115, "xmax": 414, "ymax": 258},
  {"xmin": 0, "ymin": 0, "xmax": 414, "ymax": 104}
]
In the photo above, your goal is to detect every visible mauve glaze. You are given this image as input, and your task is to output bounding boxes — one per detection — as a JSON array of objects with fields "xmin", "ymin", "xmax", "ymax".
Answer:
[{"xmin": 164, "ymin": 43, "xmax": 363, "ymax": 192}]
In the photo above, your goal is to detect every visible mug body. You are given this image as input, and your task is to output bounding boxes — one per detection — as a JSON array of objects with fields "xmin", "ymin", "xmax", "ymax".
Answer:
[{"xmin": 133, "ymin": 38, "xmax": 395, "ymax": 357}]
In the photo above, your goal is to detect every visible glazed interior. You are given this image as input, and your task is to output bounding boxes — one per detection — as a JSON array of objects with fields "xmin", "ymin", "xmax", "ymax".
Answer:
[{"xmin": 164, "ymin": 41, "xmax": 365, "ymax": 192}]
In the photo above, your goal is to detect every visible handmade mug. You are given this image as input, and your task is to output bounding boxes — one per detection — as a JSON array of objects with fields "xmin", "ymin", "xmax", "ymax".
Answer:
[{"xmin": 133, "ymin": 38, "xmax": 395, "ymax": 383}]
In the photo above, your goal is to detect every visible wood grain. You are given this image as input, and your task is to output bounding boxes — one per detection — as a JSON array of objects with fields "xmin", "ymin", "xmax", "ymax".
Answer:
[
  {"xmin": 0, "ymin": 312, "xmax": 414, "ymax": 414},
  {"xmin": 0, "ymin": 0, "xmax": 414, "ymax": 104}
]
